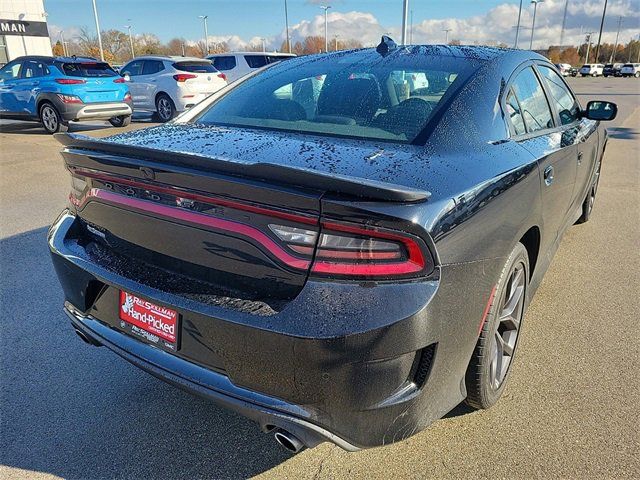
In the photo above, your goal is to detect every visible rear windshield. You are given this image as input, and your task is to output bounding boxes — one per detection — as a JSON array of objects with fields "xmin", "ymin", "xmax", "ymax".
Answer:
[
  {"xmin": 623, "ymin": 64, "xmax": 634, "ymax": 67},
  {"xmin": 173, "ymin": 61, "xmax": 217, "ymax": 73},
  {"xmin": 61, "ymin": 62, "xmax": 117, "ymax": 77},
  {"xmin": 244, "ymin": 55, "xmax": 293, "ymax": 69},
  {"xmin": 194, "ymin": 51, "xmax": 478, "ymax": 144}
]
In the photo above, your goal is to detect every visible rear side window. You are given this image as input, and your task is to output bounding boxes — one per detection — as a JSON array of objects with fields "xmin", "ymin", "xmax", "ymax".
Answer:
[
  {"xmin": 62, "ymin": 62, "xmax": 117, "ymax": 77},
  {"xmin": 505, "ymin": 90, "xmax": 526, "ymax": 135},
  {"xmin": 537, "ymin": 65, "xmax": 580, "ymax": 125},
  {"xmin": 510, "ymin": 67, "xmax": 554, "ymax": 133},
  {"xmin": 142, "ymin": 60, "xmax": 165, "ymax": 75},
  {"xmin": 21, "ymin": 60, "xmax": 48, "ymax": 78},
  {"xmin": 212, "ymin": 56, "xmax": 236, "ymax": 71},
  {"xmin": 244, "ymin": 55, "xmax": 268, "ymax": 69},
  {"xmin": 121, "ymin": 60, "xmax": 143, "ymax": 76},
  {"xmin": 173, "ymin": 61, "xmax": 217, "ymax": 73}
]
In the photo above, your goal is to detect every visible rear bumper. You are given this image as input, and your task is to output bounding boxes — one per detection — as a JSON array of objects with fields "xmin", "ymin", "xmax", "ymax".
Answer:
[
  {"xmin": 173, "ymin": 92, "xmax": 215, "ymax": 112},
  {"xmin": 49, "ymin": 210, "xmax": 498, "ymax": 449},
  {"xmin": 65, "ymin": 305, "xmax": 360, "ymax": 451},
  {"xmin": 56, "ymin": 100, "xmax": 133, "ymax": 121}
]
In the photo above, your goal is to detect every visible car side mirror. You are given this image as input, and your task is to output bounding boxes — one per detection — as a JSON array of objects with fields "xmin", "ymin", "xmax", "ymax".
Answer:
[
  {"xmin": 583, "ymin": 101, "xmax": 617, "ymax": 121},
  {"xmin": 122, "ymin": 73, "xmax": 131, "ymax": 82}
]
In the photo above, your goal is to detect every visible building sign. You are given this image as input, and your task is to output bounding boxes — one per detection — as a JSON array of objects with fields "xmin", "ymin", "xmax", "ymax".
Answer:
[{"xmin": 0, "ymin": 20, "xmax": 49, "ymax": 37}]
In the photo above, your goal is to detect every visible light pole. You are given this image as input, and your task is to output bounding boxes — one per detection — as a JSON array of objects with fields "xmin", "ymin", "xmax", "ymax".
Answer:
[
  {"xmin": 91, "ymin": 0, "xmax": 104, "ymax": 61},
  {"xmin": 333, "ymin": 34, "xmax": 339, "ymax": 51},
  {"xmin": 594, "ymin": 0, "xmax": 608, "ymax": 64},
  {"xmin": 284, "ymin": 0, "xmax": 291, "ymax": 53},
  {"xmin": 319, "ymin": 5, "xmax": 331, "ymax": 53},
  {"xmin": 409, "ymin": 9, "xmax": 413, "ymax": 44},
  {"xmin": 443, "ymin": 28, "xmax": 452, "ymax": 45},
  {"xmin": 261, "ymin": 38, "xmax": 266, "ymax": 52},
  {"xmin": 529, "ymin": 0, "xmax": 543, "ymax": 50},
  {"xmin": 198, "ymin": 15, "xmax": 209, "ymax": 56},
  {"xmin": 401, "ymin": 0, "xmax": 409, "ymax": 45},
  {"xmin": 514, "ymin": 0, "xmax": 523, "ymax": 48},
  {"xmin": 609, "ymin": 16, "xmax": 622, "ymax": 62},
  {"xmin": 60, "ymin": 30, "xmax": 67, "ymax": 56},
  {"xmin": 124, "ymin": 21, "xmax": 135, "ymax": 59},
  {"xmin": 584, "ymin": 32, "xmax": 594, "ymax": 63},
  {"xmin": 559, "ymin": 0, "xmax": 569, "ymax": 46}
]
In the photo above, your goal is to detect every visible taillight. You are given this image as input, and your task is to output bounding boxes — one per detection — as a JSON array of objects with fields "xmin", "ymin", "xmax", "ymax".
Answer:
[
  {"xmin": 217, "ymin": 73, "xmax": 226, "ymax": 81},
  {"xmin": 113, "ymin": 77, "xmax": 126, "ymax": 83},
  {"xmin": 55, "ymin": 78, "xmax": 86, "ymax": 84},
  {"xmin": 124, "ymin": 92, "xmax": 132, "ymax": 102},
  {"xmin": 57, "ymin": 94, "xmax": 83, "ymax": 104},
  {"xmin": 269, "ymin": 221, "xmax": 432, "ymax": 279},
  {"xmin": 173, "ymin": 73, "xmax": 197, "ymax": 82}
]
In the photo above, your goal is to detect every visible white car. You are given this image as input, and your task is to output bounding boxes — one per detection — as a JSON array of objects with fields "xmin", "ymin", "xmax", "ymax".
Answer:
[
  {"xmin": 120, "ymin": 56, "xmax": 227, "ymax": 122},
  {"xmin": 207, "ymin": 52, "xmax": 296, "ymax": 83},
  {"xmin": 579, "ymin": 64, "xmax": 604, "ymax": 77},
  {"xmin": 554, "ymin": 63, "xmax": 572, "ymax": 76},
  {"xmin": 620, "ymin": 63, "xmax": 640, "ymax": 77}
]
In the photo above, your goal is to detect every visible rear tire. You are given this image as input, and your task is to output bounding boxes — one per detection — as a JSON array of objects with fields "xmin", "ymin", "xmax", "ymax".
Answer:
[
  {"xmin": 575, "ymin": 161, "xmax": 601, "ymax": 224},
  {"xmin": 154, "ymin": 94, "xmax": 176, "ymax": 122},
  {"xmin": 39, "ymin": 102, "xmax": 68, "ymax": 134},
  {"xmin": 109, "ymin": 115, "xmax": 131, "ymax": 127},
  {"xmin": 465, "ymin": 242, "xmax": 529, "ymax": 409}
]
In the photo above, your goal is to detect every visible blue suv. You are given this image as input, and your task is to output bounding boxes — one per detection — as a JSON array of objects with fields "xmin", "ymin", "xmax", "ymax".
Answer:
[{"xmin": 0, "ymin": 55, "xmax": 133, "ymax": 134}]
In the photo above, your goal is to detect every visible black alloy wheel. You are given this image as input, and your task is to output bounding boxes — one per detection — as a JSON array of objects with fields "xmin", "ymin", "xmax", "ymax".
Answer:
[{"xmin": 465, "ymin": 242, "xmax": 529, "ymax": 409}]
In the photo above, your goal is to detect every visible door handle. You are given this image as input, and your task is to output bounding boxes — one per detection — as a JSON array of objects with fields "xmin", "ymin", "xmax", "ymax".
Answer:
[
  {"xmin": 577, "ymin": 151, "xmax": 583, "ymax": 165},
  {"xmin": 544, "ymin": 166, "xmax": 554, "ymax": 186}
]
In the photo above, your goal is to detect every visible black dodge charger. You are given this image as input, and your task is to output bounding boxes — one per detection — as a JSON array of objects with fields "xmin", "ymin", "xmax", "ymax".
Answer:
[{"xmin": 49, "ymin": 40, "xmax": 616, "ymax": 452}]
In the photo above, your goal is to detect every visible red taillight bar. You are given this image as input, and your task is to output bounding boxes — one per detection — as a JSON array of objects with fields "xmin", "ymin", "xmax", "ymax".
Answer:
[
  {"xmin": 113, "ymin": 77, "xmax": 126, "ymax": 83},
  {"xmin": 69, "ymin": 168, "xmax": 317, "ymax": 225},
  {"xmin": 55, "ymin": 78, "xmax": 86, "ymax": 84}
]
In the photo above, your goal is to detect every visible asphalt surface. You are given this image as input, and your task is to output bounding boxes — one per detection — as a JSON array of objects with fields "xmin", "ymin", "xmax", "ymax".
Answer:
[{"xmin": 1, "ymin": 77, "xmax": 638, "ymax": 479}]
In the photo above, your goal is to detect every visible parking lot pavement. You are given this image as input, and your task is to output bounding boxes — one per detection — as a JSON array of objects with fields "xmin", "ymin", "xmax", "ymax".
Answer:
[{"xmin": 0, "ymin": 78, "xmax": 638, "ymax": 479}]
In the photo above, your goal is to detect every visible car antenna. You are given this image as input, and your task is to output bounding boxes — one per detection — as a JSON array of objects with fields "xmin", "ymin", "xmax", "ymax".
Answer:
[{"xmin": 376, "ymin": 36, "xmax": 397, "ymax": 57}]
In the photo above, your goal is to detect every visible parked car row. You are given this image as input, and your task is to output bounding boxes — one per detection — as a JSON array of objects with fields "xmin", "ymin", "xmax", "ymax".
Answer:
[
  {"xmin": 554, "ymin": 62, "xmax": 640, "ymax": 78},
  {"xmin": 1, "ymin": 52, "xmax": 298, "ymax": 133}
]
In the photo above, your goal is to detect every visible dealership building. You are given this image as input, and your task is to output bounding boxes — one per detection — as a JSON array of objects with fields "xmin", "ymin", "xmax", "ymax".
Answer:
[{"xmin": 1, "ymin": 0, "xmax": 52, "ymax": 65}]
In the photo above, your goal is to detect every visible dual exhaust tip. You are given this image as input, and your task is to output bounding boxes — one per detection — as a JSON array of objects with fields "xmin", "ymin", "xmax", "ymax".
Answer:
[
  {"xmin": 273, "ymin": 429, "xmax": 305, "ymax": 454},
  {"xmin": 73, "ymin": 326, "xmax": 307, "ymax": 453}
]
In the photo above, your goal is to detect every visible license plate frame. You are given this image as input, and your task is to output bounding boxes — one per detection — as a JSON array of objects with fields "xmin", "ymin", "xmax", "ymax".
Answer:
[{"xmin": 118, "ymin": 291, "xmax": 179, "ymax": 352}]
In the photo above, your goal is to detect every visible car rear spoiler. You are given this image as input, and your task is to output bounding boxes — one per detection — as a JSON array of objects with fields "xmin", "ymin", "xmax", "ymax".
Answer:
[{"xmin": 55, "ymin": 133, "xmax": 430, "ymax": 203}]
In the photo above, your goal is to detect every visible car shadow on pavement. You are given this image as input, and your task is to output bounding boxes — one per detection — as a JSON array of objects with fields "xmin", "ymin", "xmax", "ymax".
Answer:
[
  {"xmin": 606, "ymin": 127, "xmax": 638, "ymax": 140},
  {"xmin": 0, "ymin": 122, "xmax": 110, "ymax": 135},
  {"xmin": 0, "ymin": 227, "xmax": 291, "ymax": 479}
]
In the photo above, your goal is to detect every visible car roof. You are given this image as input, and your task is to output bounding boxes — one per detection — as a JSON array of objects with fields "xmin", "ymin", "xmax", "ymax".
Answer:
[
  {"xmin": 208, "ymin": 52, "xmax": 296, "ymax": 57},
  {"xmin": 127, "ymin": 55, "xmax": 211, "ymax": 62}
]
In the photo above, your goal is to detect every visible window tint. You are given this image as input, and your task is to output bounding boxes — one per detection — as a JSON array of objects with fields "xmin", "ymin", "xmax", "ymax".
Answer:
[
  {"xmin": 0, "ymin": 61, "xmax": 21, "ymax": 80},
  {"xmin": 142, "ymin": 60, "xmax": 164, "ymax": 75},
  {"xmin": 511, "ymin": 67, "xmax": 554, "ymax": 133},
  {"xmin": 537, "ymin": 65, "xmax": 580, "ymax": 125},
  {"xmin": 21, "ymin": 60, "xmax": 48, "ymax": 78},
  {"xmin": 506, "ymin": 89, "xmax": 526, "ymax": 135},
  {"xmin": 194, "ymin": 53, "xmax": 479, "ymax": 144},
  {"xmin": 212, "ymin": 56, "xmax": 237, "ymax": 71},
  {"xmin": 173, "ymin": 61, "xmax": 216, "ymax": 73},
  {"xmin": 244, "ymin": 55, "xmax": 268, "ymax": 69},
  {"xmin": 121, "ymin": 60, "xmax": 143, "ymax": 76},
  {"xmin": 62, "ymin": 62, "xmax": 117, "ymax": 77}
]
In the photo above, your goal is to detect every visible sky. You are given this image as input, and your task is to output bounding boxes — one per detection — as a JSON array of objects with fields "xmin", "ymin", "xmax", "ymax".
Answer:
[{"xmin": 44, "ymin": 0, "xmax": 640, "ymax": 51}]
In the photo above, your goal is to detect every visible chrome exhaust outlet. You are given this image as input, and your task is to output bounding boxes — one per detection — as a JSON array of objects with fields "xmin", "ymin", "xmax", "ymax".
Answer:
[
  {"xmin": 274, "ymin": 429, "xmax": 305, "ymax": 453},
  {"xmin": 74, "ymin": 328, "xmax": 101, "ymax": 347}
]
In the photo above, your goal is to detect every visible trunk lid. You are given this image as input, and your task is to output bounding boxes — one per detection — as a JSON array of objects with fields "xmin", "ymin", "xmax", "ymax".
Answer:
[{"xmin": 57, "ymin": 126, "xmax": 431, "ymax": 309}]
